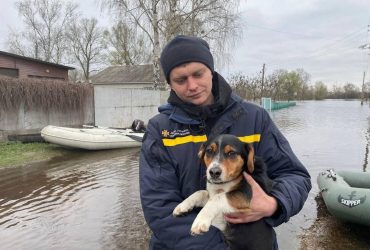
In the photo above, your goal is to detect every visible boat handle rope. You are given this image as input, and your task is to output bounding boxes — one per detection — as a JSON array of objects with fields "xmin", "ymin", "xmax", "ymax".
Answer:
[{"xmin": 326, "ymin": 169, "xmax": 337, "ymax": 181}]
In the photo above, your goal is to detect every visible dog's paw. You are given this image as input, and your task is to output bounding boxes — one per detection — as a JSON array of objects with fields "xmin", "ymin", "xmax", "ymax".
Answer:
[
  {"xmin": 173, "ymin": 203, "xmax": 192, "ymax": 216},
  {"xmin": 190, "ymin": 218, "xmax": 211, "ymax": 235}
]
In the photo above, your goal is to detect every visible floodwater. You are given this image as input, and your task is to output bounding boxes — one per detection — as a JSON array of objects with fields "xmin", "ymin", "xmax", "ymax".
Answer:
[
  {"xmin": 272, "ymin": 100, "xmax": 370, "ymax": 249},
  {"xmin": 0, "ymin": 99, "xmax": 370, "ymax": 250}
]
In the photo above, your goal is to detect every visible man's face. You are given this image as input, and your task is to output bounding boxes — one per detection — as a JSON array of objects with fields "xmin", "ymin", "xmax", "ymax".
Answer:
[{"xmin": 169, "ymin": 62, "xmax": 214, "ymax": 106}]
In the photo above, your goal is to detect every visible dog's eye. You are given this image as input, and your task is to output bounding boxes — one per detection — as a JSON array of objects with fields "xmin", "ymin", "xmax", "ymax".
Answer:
[
  {"xmin": 205, "ymin": 148, "xmax": 214, "ymax": 156},
  {"xmin": 226, "ymin": 151, "xmax": 237, "ymax": 158}
]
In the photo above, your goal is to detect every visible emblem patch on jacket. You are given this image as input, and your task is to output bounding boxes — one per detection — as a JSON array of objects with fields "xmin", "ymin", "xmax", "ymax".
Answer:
[
  {"xmin": 161, "ymin": 129, "xmax": 207, "ymax": 147},
  {"xmin": 161, "ymin": 129, "xmax": 191, "ymax": 138}
]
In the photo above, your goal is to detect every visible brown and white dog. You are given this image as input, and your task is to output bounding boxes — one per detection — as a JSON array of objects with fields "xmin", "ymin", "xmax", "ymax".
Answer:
[{"xmin": 173, "ymin": 134, "xmax": 274, "ymax": 250}]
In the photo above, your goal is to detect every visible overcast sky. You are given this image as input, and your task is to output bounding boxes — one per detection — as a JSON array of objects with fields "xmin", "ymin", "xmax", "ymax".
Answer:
[{"xmin": 1, "ymin": 0, "xmax": 370, "ymax": 88}]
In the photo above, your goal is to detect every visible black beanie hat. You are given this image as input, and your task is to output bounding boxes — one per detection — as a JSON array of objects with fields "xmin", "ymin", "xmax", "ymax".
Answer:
[{"xmin": 160, "ymin": 35, "xmax": 214, "ymax": 83}]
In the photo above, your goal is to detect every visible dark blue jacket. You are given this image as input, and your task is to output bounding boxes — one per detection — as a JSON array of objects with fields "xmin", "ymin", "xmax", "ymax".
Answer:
[{"xmin": 139, "ymin": 94, "xmax": 311, "ymax": 249}]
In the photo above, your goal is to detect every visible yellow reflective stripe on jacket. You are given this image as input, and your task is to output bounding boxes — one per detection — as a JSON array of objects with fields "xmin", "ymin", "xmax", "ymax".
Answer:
[
  {"xmin": 162, "ymin": 134, "xmax": 261, "ymax": 147},
  {"xmin": 162, "ymin": 135, "xmax": 208, "ymax": 146},
  {"xmin": 238, "ymin": 134, "xmax": 261, "ymax": 143}
]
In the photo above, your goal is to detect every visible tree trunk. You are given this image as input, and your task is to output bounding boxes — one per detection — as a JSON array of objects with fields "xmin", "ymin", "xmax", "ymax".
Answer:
[{"xmin": 152, "ymin": 0, "xmax": 162, "ymax": 89}]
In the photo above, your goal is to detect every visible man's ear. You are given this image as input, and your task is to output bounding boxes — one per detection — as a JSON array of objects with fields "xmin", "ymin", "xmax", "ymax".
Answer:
[{"xmin": 244, "ymin": 143, "xmax": 255, "ymax": 174}]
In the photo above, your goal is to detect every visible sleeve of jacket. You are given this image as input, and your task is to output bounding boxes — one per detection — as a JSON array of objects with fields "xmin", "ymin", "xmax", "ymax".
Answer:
[
  {"xmin": 256, "ymin": 109, "xmax": 312, "ymax": 227},
  {"xmin": 139, "ymin": 119, "xmax": 228, "ymax": 249}
]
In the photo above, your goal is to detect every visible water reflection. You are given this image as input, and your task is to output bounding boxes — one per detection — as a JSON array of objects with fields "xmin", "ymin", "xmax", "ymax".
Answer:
[
  {"xmin": 0, "ymin": 100, "xmax": 370, "ymax": 250},
  {"xmin": 363, "ymin": 118, "xmax": 370, "ymax": 172},
  {"xmin": 272, "ymin": 100, "xmax": 370, "ymax": 174},
  {"xmin": 0, "ymin": 148, "xmax": 150, "ymax": 250},
  {"xmin": 272, "ymin": 100, "xmax": 370, "ymax": 249}
]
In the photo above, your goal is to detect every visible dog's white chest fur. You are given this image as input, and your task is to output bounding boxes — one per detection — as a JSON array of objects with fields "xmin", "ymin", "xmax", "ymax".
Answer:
[{"xmin": 173, "ymin": 181, "xmax": 237, "ymax": 234}]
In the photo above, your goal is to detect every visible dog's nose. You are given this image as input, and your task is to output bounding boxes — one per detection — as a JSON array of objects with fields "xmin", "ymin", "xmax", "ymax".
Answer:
[{"xmin": 209, "ymin": 167, "xmax": 222, "ymax": 179}]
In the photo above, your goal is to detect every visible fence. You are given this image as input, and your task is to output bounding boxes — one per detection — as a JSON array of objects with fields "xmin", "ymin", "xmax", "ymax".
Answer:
[
  {"xmin": 0, "ymin": 78, "xmax": 170, "ymax": 141},
  {"xmin": 261, "ymin": 97, "xmax": 296, "ymax": 111},
  {"xmin": 94, "ymin": 86, "xmax": 169, "ymax": 128},
  {"xmin": 0, "ymin": 78, "xmax": 94, "ymax": 141}
]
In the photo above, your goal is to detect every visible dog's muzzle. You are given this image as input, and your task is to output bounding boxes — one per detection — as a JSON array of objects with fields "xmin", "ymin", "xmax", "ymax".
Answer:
[
  {"xmin": 208, "ymin": 166, "xmax": 225, "ymax": 184},
  {"xmin": 209, "ymin": 167, "xmax": 222, "ymax": 179}
]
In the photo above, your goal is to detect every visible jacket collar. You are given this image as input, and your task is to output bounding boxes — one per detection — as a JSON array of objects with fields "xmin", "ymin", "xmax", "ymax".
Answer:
[{"xmin": 159, "ymin": 93, "xmax": 244, "ymax": 127}]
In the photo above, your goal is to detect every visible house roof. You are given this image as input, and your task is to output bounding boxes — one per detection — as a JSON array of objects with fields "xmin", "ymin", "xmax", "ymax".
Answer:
[
  {"xmin": 0, "ymin": 50, "xmax": 75, "ymax": 70},
  {"xmin": 91, "ymin": 64, "xmax": 165, "ymax": 85}
]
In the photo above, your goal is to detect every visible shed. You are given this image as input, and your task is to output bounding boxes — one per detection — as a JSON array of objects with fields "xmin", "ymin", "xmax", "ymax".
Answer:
[
  {"xmin": 92, "ymin": 64, "xmax": 169, "ymax": 128},
  {"xmin": 0, "ymin": 50, "xmax": 74, "ymax": 81},
  {"xmin": 91, "ymin": 64, "xmax": 166, "ymax": 88}
]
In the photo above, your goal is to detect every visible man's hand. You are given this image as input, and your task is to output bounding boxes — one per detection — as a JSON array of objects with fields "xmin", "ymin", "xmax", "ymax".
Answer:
[{"xmin": 224, "ymin": 172, "xmax": 278, "ymax": 224}]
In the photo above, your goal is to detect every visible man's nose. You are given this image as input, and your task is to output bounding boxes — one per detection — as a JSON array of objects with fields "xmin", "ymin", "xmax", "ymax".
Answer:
[{"xmin": 187, "ymin": 76, "xmax": 198, "ymax": 90}]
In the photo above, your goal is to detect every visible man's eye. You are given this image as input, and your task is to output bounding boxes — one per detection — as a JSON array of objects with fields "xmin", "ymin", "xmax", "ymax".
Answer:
[{"xmin": 174, "ymin": 78, "xmax": 185, "ymax": 84}]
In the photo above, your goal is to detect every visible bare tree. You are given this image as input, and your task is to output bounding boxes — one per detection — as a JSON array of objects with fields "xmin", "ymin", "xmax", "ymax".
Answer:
[
  {"xmin": 343, "ymin": 83, "xmax": 360, "ymax": 99},
  {"xmin": 102, "ymin": 0, "xmax": 241, "ymax": 88},
  {"xmin": 66, "ymin": 18, "xmax": 107, "ymax": 81},
  {"xmin": 165, "ymin": 0, "xmax": 242, "ymax": 78},
  {"xmin": 105, "ymin": 21, "xmax": 150, "ymax": 65},
  {"xmin": 101, "ymin": 0, "xmax": 161, "ymax": 87},
  {"xmin": 229, "ymin": 72, "xmax": 261, "ymax": 101},
  {"xmin": 314, "ymin": 81, "xmax": 328, "ymax": 100},
  {"xmin": 8, "ymin": 0, "xmax": 78, "ymax": 63},
  {"xmin": 295, "ymin": 68, "xmax": 311, "ymax": 100}
]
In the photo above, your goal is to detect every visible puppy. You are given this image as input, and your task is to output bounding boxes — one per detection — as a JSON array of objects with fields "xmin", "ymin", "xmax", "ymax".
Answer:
[{"xmin": 173, "ymin": 134, "xmax": 274, "ymax": 250}]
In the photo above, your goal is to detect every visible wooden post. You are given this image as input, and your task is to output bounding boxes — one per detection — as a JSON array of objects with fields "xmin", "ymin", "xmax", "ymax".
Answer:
[
  {"xmin": 261, "ymin": 63, "xmax": 265, "ymax": 98},
  {"xmin": 361, "ymin": 71, "xmax": 366, "ymax": 105}
]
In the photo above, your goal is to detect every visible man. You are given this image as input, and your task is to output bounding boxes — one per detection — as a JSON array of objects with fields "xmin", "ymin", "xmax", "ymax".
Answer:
[{"xmin": 139, "ymin": 35, "xmax": 311, "ymax": 249}]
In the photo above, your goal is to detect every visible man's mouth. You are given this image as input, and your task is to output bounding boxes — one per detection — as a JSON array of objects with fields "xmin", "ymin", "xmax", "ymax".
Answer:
[{"xmin": 188, "ymin": 92, "xmax": 202, "ymax": 99}]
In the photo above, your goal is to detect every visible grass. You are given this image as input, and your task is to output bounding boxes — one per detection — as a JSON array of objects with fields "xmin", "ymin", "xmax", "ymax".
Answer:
[{"xmin": 0, "ymin": 141, "xmax": 66, "ymax": 168}]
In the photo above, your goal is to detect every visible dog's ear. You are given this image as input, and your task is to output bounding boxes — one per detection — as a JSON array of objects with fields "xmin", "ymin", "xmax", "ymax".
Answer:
[
  {"xmin": 198, "ymin": 143, "xmax": 206, "ymax": 159},
  {"xmin": 244, "ymin": 143, "xmax": 255, "ymax": 174}
]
